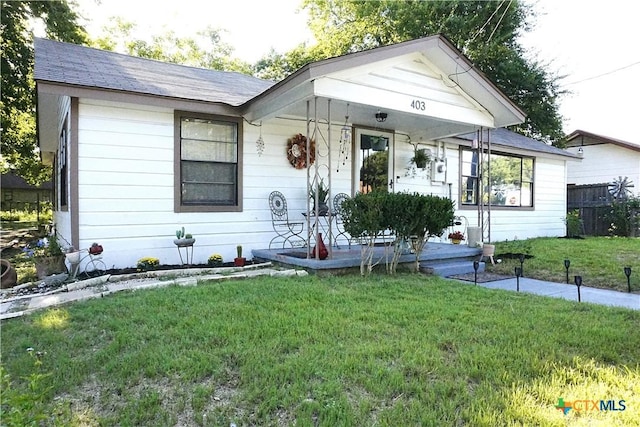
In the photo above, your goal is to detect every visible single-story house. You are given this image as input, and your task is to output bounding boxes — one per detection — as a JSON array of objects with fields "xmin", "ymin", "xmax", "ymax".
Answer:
[
  {"xmin": 565, "ymin": 129, "xmax": 640, "ymax": 188},
  {"xmin": 1, "ymin": 173, "xmax": 53, "ymax": 211},
  {"xmin": 34, "ymin": 35, "xmax": 577, "ymax": 269}
]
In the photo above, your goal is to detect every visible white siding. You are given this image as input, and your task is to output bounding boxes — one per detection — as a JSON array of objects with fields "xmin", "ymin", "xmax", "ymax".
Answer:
[
  {"xmin": 53, "ymin": 96, "xmax": 73, "ymax": 247},
  {"xmin": 75, "ymin": 100, "xmax": 354, "ymax": 268},
  {"xmin": 74, "ymin": 98, "xmax": 570, "ymax": 268},
  {"xmin": 566, "ymin": 144, "xmax": 640, "ymax": 187}
]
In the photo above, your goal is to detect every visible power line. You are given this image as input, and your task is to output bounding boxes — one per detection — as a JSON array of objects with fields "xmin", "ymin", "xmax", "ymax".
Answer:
[{"xmin": 563, "ymin": 60, "xmax": 640, "ymax": 86}]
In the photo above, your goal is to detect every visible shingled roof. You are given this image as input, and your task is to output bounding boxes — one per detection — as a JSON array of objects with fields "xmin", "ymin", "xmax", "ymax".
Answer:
[
  {"xmin": 453, "ymin": 128, "xmax": 578, "ymax": 158},
  {"xmin": 34, "ymin": 38, "xmax": 275, "ymax": 106}
]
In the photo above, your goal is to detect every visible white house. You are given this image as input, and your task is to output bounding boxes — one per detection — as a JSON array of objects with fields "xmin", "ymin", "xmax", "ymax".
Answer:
[
  {"xmin": 34, "ymin": 35, "xmax": 577, "ymax": 269},
  {"xmin": 565, "ymin": 129, "xmax": 640, "ymax": 188}
]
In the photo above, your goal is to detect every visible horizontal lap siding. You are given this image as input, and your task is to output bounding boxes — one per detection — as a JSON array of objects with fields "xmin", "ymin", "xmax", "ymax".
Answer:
[
  {"xmin": 567, "ymin": 144, "xmax": 640, "ymax": 187},
  {"xmin": 76, "ymin": 101, "xmax": 353, "ymax": 268}
]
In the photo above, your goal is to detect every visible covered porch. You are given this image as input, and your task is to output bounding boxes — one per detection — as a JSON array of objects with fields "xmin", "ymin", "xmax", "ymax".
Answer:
[{"xmin": 247, "ymin": 35, "xmax": 525, "ymax": 261}]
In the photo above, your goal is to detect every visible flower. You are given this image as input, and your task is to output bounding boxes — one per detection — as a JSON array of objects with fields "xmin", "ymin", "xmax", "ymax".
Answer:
[
  {"xmin": 448, "ymin": 231, "xmax": 465, "ymax": 240},
  {"xmin": 22, "ymin": 235, "xmax": 63, "ymax": 258},
  {"xmin": 208, "ymin": 254, "xmax": 223, "ymax": 266}
]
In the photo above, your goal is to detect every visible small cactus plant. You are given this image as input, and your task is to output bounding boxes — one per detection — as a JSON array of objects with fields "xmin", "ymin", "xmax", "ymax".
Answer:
[
  {"xmin": 236, "ymin": 245, "xmax": 243, "ymax": 259},
  {"xmin": 176, "ymin": 227, "xmax": 185, "ymax": 239}
]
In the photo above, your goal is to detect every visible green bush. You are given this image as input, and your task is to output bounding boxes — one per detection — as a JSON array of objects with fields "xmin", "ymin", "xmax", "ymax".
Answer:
[
  {"xmin": 136, "ymin": 257, "xmax": 160, "ymax": 271},
  {"xmin": 564, "ymin": 209, "xmax": 582, "ymax": 237},
  {"xmin": 207, "ymin": 254, "xmax": 223, "ymax": 266},
  {"xmin": 606, "ymin": 195, "xmax": 640, "ymax": 237},
  {"xmin": 341, "ymin": 191, "xmax": 454, "ymax": 273}
]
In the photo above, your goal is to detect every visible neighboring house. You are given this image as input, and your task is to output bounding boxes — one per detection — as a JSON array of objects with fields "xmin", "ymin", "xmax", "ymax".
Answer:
[
  {"xmin": 1, "ymin": 173, "xmax": 53, "ymax": 211},
  {"xmin": 34, "ymin": 36, "xmax": 577, "ymax": 269},
  {"xmin": 565, "ymin": 130, "xmax": 640, "ymax": 188}
]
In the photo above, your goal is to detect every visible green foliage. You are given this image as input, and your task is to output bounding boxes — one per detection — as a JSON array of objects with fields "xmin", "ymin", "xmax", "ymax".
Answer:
[
  {"xmin": 0, "ymin": 348, "xmax": 72, "ymax": 426},
  {"xmin": 564, "ymin": 209, "xmax": 583, "ymax": 237},
  {"xmin": 91, "ymin": 18, "xmax": 252, "ymax": 74},
  {"xmin": 236, "ymin": 245, "xmax": 243, "ymax": 259},
  {"xmin": 298, "ymin": 0, "xmax": 564, "ymax": 143},
  {"xmin": 1, "ymin": 0, "xmax": 87, "ymax": 181},
  {"xmin": 606, "ymin": 195, "xmax": 640, "ymax": 237},
  {"xmin": 1, "ymin": 276, "xmax": 638, "ymax": 425},
  {"xmin": 309, "ymin": 177, "xmax": 329, "ymax": 204},
  {"xmin": 136, "ymin": 257, "xmax": 159, "ymax": 271},
  {"xmin": 341, "ymin": 191, "xmax": 454, "ymax": 273}
]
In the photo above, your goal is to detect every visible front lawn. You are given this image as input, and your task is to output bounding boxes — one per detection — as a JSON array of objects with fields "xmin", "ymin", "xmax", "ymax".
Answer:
[
  {"xmin": 1, "ymin": 275, "xmax": 638, "ymax": 426},
  {"xmin": 489, "ymin": 237, "xmax": 640, "ymax": 292}
]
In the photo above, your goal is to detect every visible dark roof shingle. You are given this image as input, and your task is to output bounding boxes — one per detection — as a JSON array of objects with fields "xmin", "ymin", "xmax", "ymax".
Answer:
[
  {"xmin": 454, "ymin": 128, "xmax": 578, "ymax": 158},
  {"xmin": 34, "ymin": 38, "xmax": 275, "ymax": 106}
]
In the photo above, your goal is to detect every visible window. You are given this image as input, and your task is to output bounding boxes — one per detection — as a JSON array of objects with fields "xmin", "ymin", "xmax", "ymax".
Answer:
[
  {"xmin": 175, "ymin": 112, "xmax": 242, "ymax": 212},
  {"xmin": 460, "ymin": 148, "xmax": 534, "ymax": 207},
  {"xmin": 58, "ymin": 119, "xmax": 68, "ymax": 209}
]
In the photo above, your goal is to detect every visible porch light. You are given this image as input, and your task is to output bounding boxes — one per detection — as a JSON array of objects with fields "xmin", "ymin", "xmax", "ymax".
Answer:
[
  {"xmin": 375, "ymin": 111, "xmax": 387, "ymax": 122},
  {"xmin": 577, "ymin": 147, "xmax": 584, "ymax": 155}
]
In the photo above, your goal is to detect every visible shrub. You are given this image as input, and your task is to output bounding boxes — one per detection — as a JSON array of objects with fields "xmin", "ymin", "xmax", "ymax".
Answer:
[
  {"xmin": 208, "ymin": 254, "xmax": 223, "ymax": 266},
  {"xmin": 136, "ymin": 257, "xmax": 159, "ymax": 271},
  {"xmin": 606, "ymin": 195, "xmax": 640, "ymax": 237},
  {"xmin": 564, "ymin": 209, "xmax": 582, "ymax": 237}
]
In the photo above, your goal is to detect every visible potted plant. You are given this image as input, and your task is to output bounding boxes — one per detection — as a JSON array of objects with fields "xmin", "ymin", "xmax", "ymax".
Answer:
[
  {"xmin": 208, "ymin": 254, "xmax": 223, "ymax": 267},
  {"xmin": 410, "ymin": 148, "xmax": 431, "ymax": 169},
  {"xmin": 173, "ymin": 227, "xmax": 195, "ymax": 247},
  {"xmin": 448, "ymin": 230, "xmax": 465, "ymax": 244},
  {"xmin": 23, "ymin": 234, "xmax": 66, "ymax": 279},
  {"xmin": 309, "ymin": 178, "xmax": 330, "ymax": 215},
  {"xmin": 234, "ymin": 245, "xmax": 246, "ymax": 267}
]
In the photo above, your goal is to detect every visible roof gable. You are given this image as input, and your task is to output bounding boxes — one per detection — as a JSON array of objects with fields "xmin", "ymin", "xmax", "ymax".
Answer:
[
  {"xmin": 34, "ymin": 38, "xmax": 274, "ymax": 106},
  {"xmin": 565, "ymin": 129, "xmax": 640, "ymax": 153}
]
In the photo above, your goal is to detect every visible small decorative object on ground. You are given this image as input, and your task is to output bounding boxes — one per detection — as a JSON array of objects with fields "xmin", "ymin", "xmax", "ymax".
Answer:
[
  {"xmin": 0, "ymin": 259, "xmax": 18, "ymax": 289},
  {"xmin": 311, "ymin": 233, "xmax": 329, "ymax": 260},
  {"xmin": 137, "ymin": 257, "xmax": 159, "ymax": 271},
  {"xmin": 234, "ymin": 245, "xmax": 246, "ymax": 267},
  {"xmin": 208, "ymin": 254, "xmax": 223, "ymax": 267},
  {"xmin": 287, "ymin": 133, "xmax": 316, "ymax": 169},
  {"xmin": 448, "ymin": 231, "xmax": 465, "ymax": 244},
  {"xmin": 23, "ymin": 235, "xmax": 66, "ymax": 279},
  {"xmin": 89, "ymin": 242, "xmax": 104, "ymax": 255}
]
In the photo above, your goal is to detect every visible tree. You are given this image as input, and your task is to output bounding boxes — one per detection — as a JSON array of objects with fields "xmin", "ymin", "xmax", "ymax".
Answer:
[
  {"xmin": 262, "ymin": 0, "xmax": 564, "ymax": 144},
  {"xmin": 91, "ymin": 18, "xmax": 252, "ymax": 74},
  {"xmin": 1, "ymin": 0, "xmax": 87, "ymax": 184}
]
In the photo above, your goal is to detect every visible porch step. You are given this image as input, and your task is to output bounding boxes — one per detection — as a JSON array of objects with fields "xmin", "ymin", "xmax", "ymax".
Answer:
[{"xmin": 420, "ymin": 260, "xmax": 485, "ymax": 277}]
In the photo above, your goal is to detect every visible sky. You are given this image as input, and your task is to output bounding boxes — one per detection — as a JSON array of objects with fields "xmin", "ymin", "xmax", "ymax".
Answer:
[{"xmin": 73, "ymin": 0, "xmax": 640, "ymax": 144}]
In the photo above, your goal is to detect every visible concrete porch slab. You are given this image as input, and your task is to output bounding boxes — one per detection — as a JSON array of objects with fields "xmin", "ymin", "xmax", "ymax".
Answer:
[{"xmin": 252, "ymin": 242, "xmax": 482, "ymax": 271}]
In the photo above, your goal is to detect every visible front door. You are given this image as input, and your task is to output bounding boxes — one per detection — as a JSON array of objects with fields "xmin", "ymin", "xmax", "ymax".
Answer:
[{"xmin": 352, "ymin": 128, "xmax": 394, "ymax": 195}]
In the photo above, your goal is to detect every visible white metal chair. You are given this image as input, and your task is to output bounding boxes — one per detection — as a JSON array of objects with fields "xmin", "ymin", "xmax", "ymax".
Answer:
[{"xmin": 268, "ymin": 191, "xmax": 305, "ymax": 249}]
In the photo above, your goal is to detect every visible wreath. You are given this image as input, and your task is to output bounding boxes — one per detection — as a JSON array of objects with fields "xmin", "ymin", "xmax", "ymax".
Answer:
[{"xmin": 287, "ymin": 133, "xmax": 316, "ymax": 169}]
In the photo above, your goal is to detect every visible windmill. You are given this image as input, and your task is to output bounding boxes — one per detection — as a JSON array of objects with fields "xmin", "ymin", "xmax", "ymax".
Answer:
[{"xmin": 608, "ymin": 176, "xmax": 634, "ymax": 200}]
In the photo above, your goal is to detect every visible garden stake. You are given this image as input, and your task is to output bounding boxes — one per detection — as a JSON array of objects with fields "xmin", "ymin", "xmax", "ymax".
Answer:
[
  {"xmin": 624, "ymin": 267, "xmax": 632, "ymax": 293},
  {"xmin": 574, "ymin": 275, "xmax": 583, "ymax": 302},
  {"xmin": 518, "ymin": 253, "xmax": 525, "ymax": 276},
  {"xmin": 564, "ymin": 259, "xmax": 570, "ymax": 284},
  {"xmin": 473, "ymin": 260, "xmax": 480, "ymax": 285},
  {"xmin": 515, "ymin": 267, "xmax": 522, "ymax": 292}
]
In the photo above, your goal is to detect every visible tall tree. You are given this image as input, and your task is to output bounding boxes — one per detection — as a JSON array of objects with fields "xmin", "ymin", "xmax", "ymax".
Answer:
[
  {"xmin": 1, "ymin": 0, "xmax": 87, "ymax": 183},
  {"xmin": 91, "ymin": 18, "xmax": 252, "ymax": 74},
  {"xmin": 259, "ymin": 0, "xmax": 564, "ymax": 144}
]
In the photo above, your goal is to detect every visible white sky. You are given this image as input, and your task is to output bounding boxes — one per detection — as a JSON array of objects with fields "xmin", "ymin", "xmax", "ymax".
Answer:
[{"xmin": 74, "ymin": 0, "xmax": 640, "ymax": 143}]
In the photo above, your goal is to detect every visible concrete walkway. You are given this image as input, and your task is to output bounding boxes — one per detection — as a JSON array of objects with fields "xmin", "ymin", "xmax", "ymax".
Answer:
[
  {"xmin": 0, "ymin": 262, "xmax": 308, "ymax": 320},
  {"xmin": 459, "ymin": 277, "xmax": 639, "ymax": 310}
]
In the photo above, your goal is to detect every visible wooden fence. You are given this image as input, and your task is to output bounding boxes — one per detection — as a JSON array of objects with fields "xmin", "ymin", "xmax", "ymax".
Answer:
[{"xmin": 567, "ymin": 183, "xmax": 612, "ymax": 236}]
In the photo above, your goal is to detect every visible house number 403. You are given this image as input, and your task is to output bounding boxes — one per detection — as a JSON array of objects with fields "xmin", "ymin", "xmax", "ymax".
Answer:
[{"xmin": 410, "ymin": 99, "xmax": 426, "ymax": 111}]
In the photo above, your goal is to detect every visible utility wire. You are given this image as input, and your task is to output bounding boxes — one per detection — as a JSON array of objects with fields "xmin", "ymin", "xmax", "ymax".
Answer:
[
  {"xmin": 487, "ymin": 0, "xmax": 512, "ymax": 43},
  {"xmin": 563, "ymin": 60, "xmax": 640, "ymax": 86}
]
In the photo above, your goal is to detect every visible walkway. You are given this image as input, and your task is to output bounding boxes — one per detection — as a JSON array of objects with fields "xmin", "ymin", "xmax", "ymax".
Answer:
[{"xmin": 458, "ymin": 276, "xmax": 639, "ymax": 310}]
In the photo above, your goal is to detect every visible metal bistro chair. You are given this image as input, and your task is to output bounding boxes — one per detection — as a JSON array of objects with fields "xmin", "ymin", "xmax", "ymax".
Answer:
[
  {"xmin": 332, "ymin": 193, "xmax": 352, "ymax": 248},
  {"xmin": 268, "ymin": 191, "xmax": 305, "ymax": 249}
]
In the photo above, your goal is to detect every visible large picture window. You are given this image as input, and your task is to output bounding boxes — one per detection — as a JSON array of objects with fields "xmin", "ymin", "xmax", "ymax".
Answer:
[
  {"xmin": 175, "ymin": 112, "xmax": 242, "ymax": 212},
  {"xmin": 460, "ymin": 148, "xmax": 533, "ymax": 208}
]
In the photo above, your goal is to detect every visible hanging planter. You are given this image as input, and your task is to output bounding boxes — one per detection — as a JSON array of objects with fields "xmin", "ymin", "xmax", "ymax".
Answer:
[
  {"xmin": 411, "ymin": 148, "xmax": 430, "ymax": 169},
  {"xmin": 287, "ymin": 133, "xmax": 316, "ymax": 169}
]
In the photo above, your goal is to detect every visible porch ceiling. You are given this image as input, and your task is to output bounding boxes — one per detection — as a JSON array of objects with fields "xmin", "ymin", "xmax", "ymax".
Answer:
[{"xmin": 244, "ymin": 35, "xmax": 525, "ymax": 141}]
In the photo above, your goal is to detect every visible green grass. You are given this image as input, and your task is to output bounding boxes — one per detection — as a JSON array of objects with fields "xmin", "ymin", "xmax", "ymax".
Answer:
[
  {"xmin": 489, "ymin": 237, "xmax": 640, "ymax": 292},
  {"xmin": 1, "ymin": 274, "xmax": 638, "ymax": 426}
]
